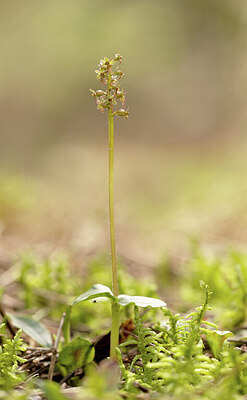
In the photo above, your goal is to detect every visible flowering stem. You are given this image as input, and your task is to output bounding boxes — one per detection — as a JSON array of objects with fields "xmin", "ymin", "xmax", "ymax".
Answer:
[
  {"xmin": 108, "ymin": 106, "xmax": 120, "ymax": 358},
  {"xmin": 108, "ymin": 108, "xmax": 118, "ymax": 297},
  {"xmin": 91, "ymin": 54, "xmax": 128, "ymax": 359}
]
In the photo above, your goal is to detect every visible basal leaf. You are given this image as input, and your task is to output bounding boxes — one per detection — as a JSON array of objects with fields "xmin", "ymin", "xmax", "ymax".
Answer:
[
  {"xmin": 63, "ymin": 285, "xmax": 115, "ymax": 345},
  {"xmin": 118, "ymin": 294, "xmax": 166, "ymax": 308},
  {"xmin": 9, "ymin": 314, "xmax": 52, "ymax": 348},
  {"xmin": 72, "ymin": 284, "xmax": 115, "ymax": 306}
]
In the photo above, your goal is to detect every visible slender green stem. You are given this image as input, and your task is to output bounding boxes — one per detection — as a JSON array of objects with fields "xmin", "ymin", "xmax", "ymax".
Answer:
[
  {"xmin": 108, "ymin": 108, "xmax": 118, "ymax": 298},
  {"xmin": 63, "ymin": 306, "xmax": 72, "ymax": 345},
  {"xmin": 110, "ymin": 302, "xmax": 120, "ymax": 359},
  {"xmin": 108, "ymin": 101, "xmax": 119, "ymax": 359}
]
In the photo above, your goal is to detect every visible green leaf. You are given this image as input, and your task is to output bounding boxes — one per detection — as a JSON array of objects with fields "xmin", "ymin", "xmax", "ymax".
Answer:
[
  {"xmin": 9, "ymin": 314, "xmax": 52, "ymax": 348},
  {"xmin": 213, "ymin": 330, "xmax": 233, "ymax": 337},
  {"xmin": 205, "ymin": 329, "xmax": 233, "ymax": 358},
  {"xmin": 118, "ymin": 294, "xmax": 166, "ymax": 308},
  {"xmin": 59, "ymin": 337, "xmax": 95, "ymax": 373},
  {"xmin": 71, "ymin": 284, "xmax": 115, "ymax": 306},
  {"xmin": 63, "ymin": 284, "xmax": 116, "ymax": 345}
]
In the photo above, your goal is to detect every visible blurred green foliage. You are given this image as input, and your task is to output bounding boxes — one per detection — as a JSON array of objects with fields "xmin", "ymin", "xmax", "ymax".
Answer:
[
  {"xmin": 16, "ymin": 252, "xmax": 158, "ymax": 335},
  {"xmin": 5, "ymin": 247, "xmax": 247, "ymax": 399},
  {"xmin": 15, "ymin": 246, "xmax": 247, "ymax": 332},
  {"xmin": 179, "ymin": 247, "xmax": 247, "ymax": 329}
]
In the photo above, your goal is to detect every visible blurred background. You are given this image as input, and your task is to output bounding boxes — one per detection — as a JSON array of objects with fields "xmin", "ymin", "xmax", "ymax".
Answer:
[{"xmin": 0, "ymin": 0, "xmax": 247, "ymax": 269}]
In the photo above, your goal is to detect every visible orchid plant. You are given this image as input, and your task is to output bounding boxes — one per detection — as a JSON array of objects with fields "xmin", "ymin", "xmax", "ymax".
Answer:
[{"xmin": 63, "ymin": 55, "xmax": 166, "ymax": 359}]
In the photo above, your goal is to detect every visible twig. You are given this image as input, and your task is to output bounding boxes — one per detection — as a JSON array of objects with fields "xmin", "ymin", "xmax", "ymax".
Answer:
[
  {"xmin": 59, "ymin": 367, "xmax": 84, "ymax": 385},
  {"xmin": 0, "ymin": 303, "xmax": 16, "ymax": 337},
  {"xmin": 25, "ymin": 347, "xmax": 52, "ymax": 351},
  {"xmin": 133, "ymin": 381, "xmax": 150, "ymax": 393},
  {"xmin": 24, "ymin": 348, "xmax": 53, "ymax": 360},
  {"xmin": 228, "ymin": 338, "xmax": 247, "ymax": 344},
  {"xmin": 120, "ymin": 329, "xmax": 138, "ymax": 340},
  {"xmin": 48, "ymin": 312, "xmax": 66, "ymax": 381},
  {"xmin": 20, "ymin": 351, "xmax": 55, "ymax": 371},
  {"xmin": 25, "ymin": 365, "xmax": 49, "ymax": 381}
]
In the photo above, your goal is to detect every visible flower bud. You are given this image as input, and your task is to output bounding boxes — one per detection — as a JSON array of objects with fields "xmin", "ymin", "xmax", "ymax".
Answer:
[
  {"xmin": 115, "ymin": 109, "xmax": 129, "ymax": 119},
  {"xmin": 89, "ymin": 89, "xmax": 96, "ymax": 97},
  {"xmin": 95, "ymin": 90, "xmax": 106, "ymax": 97},
  {"xmin": 114, "ymin": 54, "xmax": 122, "ymax": 63},
  {"xmin": 116, "ymin": 90, "xmax": 124, "ymax": 99},
  {"xmin": 115, "ymin": 70, "xmax": 123, "ymax": 78}
]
